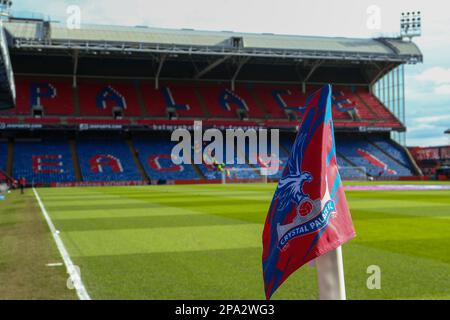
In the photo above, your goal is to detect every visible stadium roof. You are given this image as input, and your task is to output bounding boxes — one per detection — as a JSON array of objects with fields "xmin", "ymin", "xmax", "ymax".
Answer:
[{"xmin": 4, "ymin": 19, "xmax": 422, "ymax": 63}]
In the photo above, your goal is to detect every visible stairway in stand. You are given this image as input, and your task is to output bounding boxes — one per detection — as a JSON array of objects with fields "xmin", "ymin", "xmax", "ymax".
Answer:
[
  {"xmin": 68, "ymin": 139, "xmax": 83, "ymax": 182},
  {"xmin": 6, "ymin": 139, "xmax": 14, "ymax": 177},
  {"xmin": 126, "ymin": 139, "xmax": 150, "ymax": 183}
]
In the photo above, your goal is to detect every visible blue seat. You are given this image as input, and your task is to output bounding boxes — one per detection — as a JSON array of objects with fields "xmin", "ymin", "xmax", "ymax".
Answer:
[
  {"xmin": 337, "ymin": 137, "xmax": 413, "ymax": 177},
  {"xmin": 281, "ymin": 135, "xmax": 413, "ymax": 178},
  {"xmin": 242, "ymin": 139, "xmax": 289, "ymax": 180},
  {"xmin": 0, "ymin": 141, "xmax": 7, "ymax": 172},
  {"xmin": 197, "ymin": 144, "xmax": 261, "ymax": 181},
  {"xmin": 77, "ymin": 139, "xmax": 142, "ymax": 182},
  {"xmin": 337, "ymin": 155, "xmax": 366, "ymax": 179},
  {"xmin": 368, "ymin": 137, "xmax": 412, "ymax": 168},
  {"xmin": 134, "ymin": 138, "xmax": 200, "ymax": 181},
  {"xmin": 13, "ymin": 139, "xmax": 76, "ymax": 184}
]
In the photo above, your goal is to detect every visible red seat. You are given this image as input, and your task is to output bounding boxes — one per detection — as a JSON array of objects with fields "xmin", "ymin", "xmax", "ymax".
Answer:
[
  {"xmin": 24, "ymin": 117, "xmax": 61, "ymax": 124},
  {"xmin": 0, "ymin": 117, "xmax": 19, "ymax": 123},
  {"xmin": 141, "ymin": 83, "xmax": 205, "ymax": 118},
  {"xmin": 198, "ymin": 84, "xmax": 264, "ymax": 119},
  {"xmin": 67, "ymin": 118, "xmax": 131, "ymax": 125},
  {"xmin": 199, "ymin": 85, "xmax": 237, "ymax": 118},
  {"xmin": 254, "ymin": 84, "xmax": 307, "ymax": 119},
  {"xmin": 15, "ymin": 77, "xmax": 74, "ymax": 116},
  {"xmin": 140, "ymin": 82, "xmax": 167, "ymax": 117},
  {"xmin": 357, "ymin": 90, "xmax": 399, "ymax": 121},
  {"xmin": 136, "ymin": 119, "xmax": 193, "ymax": 126},
  {"xmin": 78, "ymin": 80, "xmax": 142, "ymax": 117}
]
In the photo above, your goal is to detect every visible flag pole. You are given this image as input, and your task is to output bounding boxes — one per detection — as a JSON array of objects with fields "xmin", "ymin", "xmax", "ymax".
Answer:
[{"xmin": 315, "ymin": 246, "xmax": 346, "ymax": 300}]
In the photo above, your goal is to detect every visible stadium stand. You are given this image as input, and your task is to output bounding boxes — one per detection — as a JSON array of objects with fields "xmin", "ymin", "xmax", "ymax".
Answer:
[
  {"xmin": 409, "ymin": 146, "xmax": 450, "ymax": 176},
  {"xmin": 0, "ymin": 16, "xmax": 424, "ymax": 185},
  {"xmin": 15, "ymin": 77, "xmax": 74, "ymax": 115},
  {"xmin": 196, "ymin": 143, "xmax": 261, "ymax": 181},
  {"xmin": 139, "ymin": 82, "xmax": 168, "ymax": 117},
  {"xmin": 6, "ymin": 78, "xmax": 401, "ymax": 123},
  {"xmin": 330, "ymin": 86, "xmax": 401, "ymax": 124},
  {"xmin": 337, "ymin": 137, "xmax": 413, "ymax": 177},
  {"xmin": 0, "ymin": 140, "xmax": 7, "ymax": 172},
  {"xmin": 140, "ymin": 83, "xmax": 205, "ymax": 118},
  {"xmin": 77, "ymin": 138, "xmax": 143, "ymax": 182},
  {"xmin": 368, "ymin": 137, "xmax": 413, "ymax": 168},
  {"xmin": 198, "ymin": 84, "xmax": 264, "ymax": 119},
  {"xmin": 281, "ymin": 133, "xmax": 414, "ymax": 178},
  {"xmin": 78, "ymin": 80, "xmax": 142, "ymax": 117},
  {"xmin": 133, "ymin": 137, "xmax": 201, "ymax": 181},
  {"xmin": 12, "ymin": 139, "xmax": 76, "ymax": 184},
  {"xmin": 254, "ymin": 152, "xmax": 288, "ymax": 180},
  {"xmin": 356, "ymin": 89, "xmax": 397, "ymax": 120},
  {"xmin": 336, "ymin": 156, "xmax": 367, "ymax": 179},
  {"xmin": 6, "ymin": 77, "xmax": 403, "ymax": 130},
  {"xmin": 253, "ymin": 84, "xmax": 307, "ymax": 119}
]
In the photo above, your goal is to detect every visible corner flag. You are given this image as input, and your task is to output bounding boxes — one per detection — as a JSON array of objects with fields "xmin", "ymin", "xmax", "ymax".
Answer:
[{"xmin": 262, "ymin": 84, "xmax": 356, "ymax": 300}]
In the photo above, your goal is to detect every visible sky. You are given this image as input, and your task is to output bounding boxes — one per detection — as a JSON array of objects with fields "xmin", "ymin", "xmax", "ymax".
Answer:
[{"xmin": 12, "ymin": 0, "xmax": 450, "ymax": 147}]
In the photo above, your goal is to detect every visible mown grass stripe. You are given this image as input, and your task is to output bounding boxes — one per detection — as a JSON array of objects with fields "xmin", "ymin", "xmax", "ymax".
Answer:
[{"xmin": 33, "ymin": 188, "xmax": 91, "ymax": 300}]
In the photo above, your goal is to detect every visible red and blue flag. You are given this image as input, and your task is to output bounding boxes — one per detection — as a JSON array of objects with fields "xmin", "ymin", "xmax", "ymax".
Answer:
[{"xmin": 262, "ymin": 84, "xmax": 356, "ymax": 299}]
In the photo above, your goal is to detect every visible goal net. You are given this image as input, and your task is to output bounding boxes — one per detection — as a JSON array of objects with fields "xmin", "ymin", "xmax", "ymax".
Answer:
[
  {"xmin": 221, "ymin": 167, "xmax": 270, "ymax": 184},
  {"xmin": 338, "ymin": 166, "xmax": 368, "ymax": 180}
]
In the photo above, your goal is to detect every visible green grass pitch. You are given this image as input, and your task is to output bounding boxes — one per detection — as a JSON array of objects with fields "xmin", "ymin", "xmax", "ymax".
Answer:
[{"xmin": 33, "ymin": 182, "xmax": 450, "ymax": 300}]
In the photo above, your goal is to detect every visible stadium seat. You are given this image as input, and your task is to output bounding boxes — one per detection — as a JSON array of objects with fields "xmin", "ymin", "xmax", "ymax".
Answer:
[
  {"xmin": 197, "ymin": 143, "xmax": 261, "ymax": 181},
  {"xmin": 337, "ymin": 137, "xmax": 413, "ymax": 177},
  {"xmin": 254, "ymin": 154, "xmax": 288, "ymax": 180},
  {"xmin": 356, "ymin": 89, "xmax": 398, "ymax": 120},
  {"xmin": 15, "ymin": 77, "xmax": 75, "ymax": 115},
  {"xmin": 24, "ymin": 117, "xmax": 62, "ymax": 124},
  {"xmin": 12, "ymin": 139, "xmax": 76, "ymax": 184},
  {"xmin": 0, "ymin": 116, "xmax": 20, "ymax": 123},
  {"xmin": 66, "ymin": 118, "xmax": 131, "ymax": 125},
  {"xmin": 252, "ymin": 84, "xmax": 362, "ymax": 121},
  {"xmin": 330, "ymin": 90, "xmax": 357, "ymax": 120},
  {"xmin": 281, "ymin": 134, "xmax": 413, "ymax": 178},
  {"xmin": 335, "ymin": 87, "xmax": 401, "ymax": 125},
  {"xmin": 140, "ymin": 82, "xmax": 205, "ymax": 118},
  {"xmin": 77, "ymin": 138, "xmax": 143, "ymax": 182},
  {"xmin": 0, "ymin": 140, "xmax": 7, "ymax": 172},
  {"xmin": 336, "ymin": 155, "xmax": 366, "ymax": 179},
  {"xmin": 253, "ymin": 84, "xmax": 307, "ymax": 119},
  {"xmin": 139, "ymin": 83, "xmax": 168, "ymax": 117},
  {"xmin": 133, "ymin": 138, "xmax": 201, "ymax": 181},
  {"xmin": 198, "ymin": 84, "xmax": 264, "ymax": 119},
  {"xmin": 368, "ymin": 137, "xmax": 413, "ymax": 168},
  {"xmin": 78, "ymin": 80, "xmax": 142, "ymax": 117}
]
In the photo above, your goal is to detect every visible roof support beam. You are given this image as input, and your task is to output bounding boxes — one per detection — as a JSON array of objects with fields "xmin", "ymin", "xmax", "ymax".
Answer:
[
  {"xmin": 231, "ymin": 57, "xmax": 250, "ymax": 91},
  {"xmin": 155, "ymin": 54, "xmax": 167, "ymax": 89},
  {"xmin": 72, "ymin": 50, "xmax": 79, "ymax": 88},
  {"xmin": 301, "ymin": 60, "xmax": 324, "ymax": 93},
  {"xmin": 14, "ymin": 41, "xmax": 418, "ymax": 63},
  {"xmin": 370, "ymin": 62, "xmax": 395, "ymax": 88},
  {"xmin": 195, "ymin": 56, "xmax": 230, "ymax": 79}
]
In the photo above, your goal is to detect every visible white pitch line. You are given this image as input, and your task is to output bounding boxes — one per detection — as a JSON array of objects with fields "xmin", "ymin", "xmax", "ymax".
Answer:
[
  {"xmin": 33, "ymin": 188, "xmax": 91, "ymax": 300},
  {"xmin": 46, "ymin": 262, "xmax": 64, "ymax": 267}
]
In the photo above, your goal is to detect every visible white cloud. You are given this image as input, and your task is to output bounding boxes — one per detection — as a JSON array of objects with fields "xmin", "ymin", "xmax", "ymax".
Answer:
[
  {"xmin": 435, "ymin": 84, "xmax": 450, "ymax": 95},
  {"xmin": 412, "ymin": 114, "xmax": 450, "ymax": 124},
  {"xmin": 408, "ymin": 124, "xmax": 435, "ymax": 132},
  {"xmin": 414, "ymin": 67, "xmax": 450, "ymax": 85}
]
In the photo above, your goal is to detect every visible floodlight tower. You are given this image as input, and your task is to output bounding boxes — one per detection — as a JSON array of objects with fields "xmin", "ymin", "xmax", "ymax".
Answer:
[
  {"xmin": 0, "ymin": 1, "xmax": 12, "ymax": 20},
  {"xmin": 374, "ymin": 11, "xmax": 423, "ymax": 146},
  {"xmin": 400, "ymin": 11, "xmax": 422, "ymax": 41}
]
